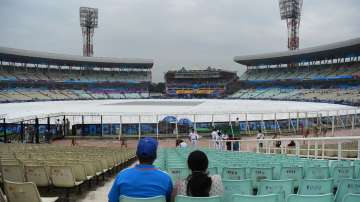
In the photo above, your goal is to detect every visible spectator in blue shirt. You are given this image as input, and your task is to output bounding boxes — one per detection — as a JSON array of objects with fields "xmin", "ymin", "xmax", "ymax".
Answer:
[{"xmin": 108, "ymin": 137, "xmax": 173, "ymax": 202}]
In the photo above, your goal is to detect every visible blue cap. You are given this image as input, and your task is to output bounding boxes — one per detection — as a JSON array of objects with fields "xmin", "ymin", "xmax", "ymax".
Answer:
[{"xmin": 136, "ymin": 137, "xmax": 158, "ymax": 158}]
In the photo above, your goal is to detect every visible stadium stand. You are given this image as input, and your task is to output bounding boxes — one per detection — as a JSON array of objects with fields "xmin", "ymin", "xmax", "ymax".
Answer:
[
  {"xmin": 230, "ymin": 38, "xmax": 360, "ymax": 106},
  {"xmin": 0, "ymin": 143, "xmax": 136, "ymax": 200},
  {"xmin": 154, "ymin": 148, "xmax": 360, "ymax": 202},
  {"xmin": 0, "ymin": 46, "xmax": 153, "ymax": 103},
  {"xmin": 165, "ymin": 67, "xmax": 238, "ymax": 98}
]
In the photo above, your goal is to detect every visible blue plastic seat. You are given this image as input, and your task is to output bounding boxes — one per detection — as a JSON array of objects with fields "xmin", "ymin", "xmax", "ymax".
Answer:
[
  {"xmin": 223, "ymin": 180, "xmax": 253, "ymax": 202},
  {"xmin": 222, "ymin": 167, "xmax": 246, "ymax": 180},
  {"xmin": 342, "ymin": 193, "xmax": 360, "ymax": 202},
  {"xmin": 175, "ymin": 195, "xmax": 222, "ymax": 202},
  {"xmin": 334, "ymin": 179, "xmax": 360, "ymax": 202},
  {"xmin": 120, "ymin": 195, "xmax": 166, "ymax": 202},
  {"xmin": 287, "ymin": 194, "xmax": 334, "ymax": 202},
  {"xmin": 257, "ymin": 179, "xmax": 294, "ymax": 202},
  {"xmin": 231, "ymin": 194, "xmax": 278, "ymax": 202},
  {"xmin": 298, "ymin": 179, "xmax": 333, "ymax": 195}
]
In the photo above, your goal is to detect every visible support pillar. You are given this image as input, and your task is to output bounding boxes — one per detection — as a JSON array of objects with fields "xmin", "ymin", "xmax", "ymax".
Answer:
[
  {"xmin": 331, "ymin": 115, "xmax": 335, "ymax": 137},
  {"xmin": 20, "ymin": 121, "xmax": 24, "ymax": 143},
  {"xmin": 119, "ymin": 115, "xmax": 122, "ymax": 140},
  {"xmin": 138, "ymin": 115, "xmax": 141, "ymax": 140},
  {"xmin": 35, "ymin": 117, "xmax": 39, "ymax": 144},
  {"xmin": 100, "ymin": 115, "xmax": 103, "ymax": 137},
  {"xmin": 3, "ymin": 118, "xmax": 6, "ymax": 143},
  {"xmin": 63, "ymin": 115, "xmax": 66, "ymax": 136},
  {"xmin": 156, "ymin": 115, "xmax": 159, "ymax": 140},
  {"xmin": 81, "ymin": 115, "xmax": 85, "ymax": 136},
  {"xmin": 47, "ymin": 117, "xmax": 50, "ymax": 143}
]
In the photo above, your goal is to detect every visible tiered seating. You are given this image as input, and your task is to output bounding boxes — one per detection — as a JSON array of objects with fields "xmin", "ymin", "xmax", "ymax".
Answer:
[
  {"xmin": 0, "ymin": 66, "xmax": 150, "ymax": 83},
  {"xmin": 229, "ymin": 87, "xmax": 360, "ymax": 105},
  {"xmin": 0, "ymin": 144, "xmax": 135, "ymax": 200},
  {"xmin": 239, "ymin": 64, "xmax": 360, "ymax": 82},
  {"xmin": 0, "ymin": 88, "xmax": 149, "ymax": 103},
  {"xmin": 155, "ymin": 148, "xmax": 360, "ymax": 202}
]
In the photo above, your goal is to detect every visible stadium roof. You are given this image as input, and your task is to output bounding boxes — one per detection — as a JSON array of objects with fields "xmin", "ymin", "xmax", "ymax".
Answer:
[
  {"xmin": 0, "ymin": 47, "xmax": 153, "ymax": 69},
  {"xmin": 234, "ymin": 37, "xmax": 360, "ymax": 66}
]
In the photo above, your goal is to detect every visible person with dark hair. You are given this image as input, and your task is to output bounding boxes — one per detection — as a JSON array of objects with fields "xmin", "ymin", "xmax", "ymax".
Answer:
[
  {"xmin": 176, "ymin": 150, "xmax": 223, "ymax": 197},
  {"xmin": 108, "ymin": 137, "xmax": 173, "ymax": 202}
]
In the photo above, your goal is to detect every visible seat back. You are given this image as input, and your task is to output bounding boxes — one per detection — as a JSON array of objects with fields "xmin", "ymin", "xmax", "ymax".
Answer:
[
  {"xmin": 24, "ymin": 165, "xmax": 51, "ymax": 187},
  {"xmin": 287, "ymin": 194, "xmax": 334, "ymax": 202},
  {"xmin": 167, "ymin": 167, "xmax": 189, "ymax": 182},
  {"xmin": 335, "ymin": 179, "xmax": 360, "ymax": 202},
  {"xmin": 258, "ymin": 179, "xmax": 294, "ymax": 202},
  {"xmin": 208, "ymin": 167, "xmax": 218, "ymax": 175},
  {"xmin": 280, "ymin": 167, "xmax": 303, "ymax": 187},
  {"xmin": 4, "ymin": 180, "xmax": 41, "ymax": 202},
  {"xmin": 50, "ymin": 166, "xmax": 76, "ymax": 187},
  {"xmin": 222, "ymin": 167, "xmax": 246, "ymax": 180},
  {"xmin": 66, "ymin": 163, "xmax": 87, "ymax": 182},
  {"xmin": 249, "ymin": 167, "xmax": 273, "ymax": 188},
  {"xmin": 119, "ymin": 195, "xmax": 166, "ymax": 202},
  {"xmin": 1, "ymin": 164, "xmax": 25, "ymax": 182},
  {"xmin": 304, "ymin": 167, "xmax": 330, "ymax": 179},
  {"xmin": 332, "ymin": 166, "xmax": 354, "ymax": 188},
  {"xmin": 231, "ymin": 194, "xmax": 278, "ymax": 202},
  {"xmin": 342, "ymin": 193, "xmax": 360, "ymax": 202},
  {"xmin": 298, "ymin": 179, "xmax": 333, "ymax": 195},
  {"xmin": 175, "ymin": 195, "xmax": 222, "ymax": 202},
  {"xmin": 223, "ymin": 180, "xmax": 252, "ymax": 202}
]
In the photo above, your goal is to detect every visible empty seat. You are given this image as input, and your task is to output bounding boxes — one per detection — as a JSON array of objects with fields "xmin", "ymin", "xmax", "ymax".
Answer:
[
  {"xmin": 222, "ymin": 167, "xmax": 246, "ymax": 180},
  {"xmin": 332, "ymin": 166, "xmax": 354, "ymax": 188},
  {"xmin": 167, "ymin": 167, "xmax": 189, "ymax": 182},
  {"xmin": 4, "ymin": 180, "xmax": 58, "ymax": 202},
  {"xmin": 342, "ymin": 193, "xmax": 360, "ymax": 202},
  {"xmin": 1, "ymin": 164, "xmax": 25, "ymax": 182},
  {"xmin": 175, "ymin": 195, "xmax": 222, "ymax": 202},
  {"xmin": 298, "ymin": 179, "xmax": 333, "ymax": 195},
  {"xmin": 231, "ymin": 194, "xmax": 278, "ymax": 202},
  {"xmin": 249, "ymin": 167, "xmax": 273, "ymax": 188},
  {"xmin": 279, "ymin": 167, "xmax": 303, "ymax": 187},
  {"xmin": 335, "ymin": 179, "xmax": 360, "ymax": 202},
  {"xmin": 223, "ymin": 180, "xmax": 252, "ymax": 202},
  {"xmin": 304, "ymin": 167, "xmax": 330, "ymax": 179},
  {"xmin": 119, "ymin": 195, "xmax": 166, "ymax": 202},
  {"xmin": 287, "ymin": 194, "xmax": 334, "ymax": 202},
  {"xmin": 50, "ymin": 166, "xmax": 83, "ymax": 188},
  {"xmin": 24, "ymin": 165, "xmax": 51, "ymax": 187},
  {"xmin": 258, "ymin": 179, "xmax": 294, "ymax": 202}
]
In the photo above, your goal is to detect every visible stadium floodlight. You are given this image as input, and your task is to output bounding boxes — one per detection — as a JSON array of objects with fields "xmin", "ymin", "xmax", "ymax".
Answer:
[
  {"xmin": 279, "ymin": 0, "xmax": 303, "ymax": 50},
  {"xmin": 80, "ymin": 7, "xmax": 98, "ymax": 57}
]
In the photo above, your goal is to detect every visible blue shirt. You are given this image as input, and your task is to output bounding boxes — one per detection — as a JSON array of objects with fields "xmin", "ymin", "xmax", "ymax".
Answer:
[{"xmin": 108, "ymin": 164, "xmax": 173, "ymax": 202}]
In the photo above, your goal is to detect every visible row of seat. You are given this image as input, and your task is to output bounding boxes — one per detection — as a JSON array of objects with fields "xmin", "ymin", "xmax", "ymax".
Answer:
[
  {"xmin": 0, "ymin": 144, "xmax": 136, "ymax": 201},
  {"xmin": 154, "ymin": 148, "xmax": 360, "ymax": 202},
  {"xmin": 156, "ymin": 149, "xmax": 360, "ymax": 186}
]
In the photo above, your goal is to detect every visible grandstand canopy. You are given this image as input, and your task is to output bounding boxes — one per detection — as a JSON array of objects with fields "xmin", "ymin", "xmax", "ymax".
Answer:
[
  {"xmin": 234, "ymin": 38, "xmax": 360, "ymax": 66},
  {"xmin": 0, "ymin": 47, "xmax": 153, "ymax": 69}
]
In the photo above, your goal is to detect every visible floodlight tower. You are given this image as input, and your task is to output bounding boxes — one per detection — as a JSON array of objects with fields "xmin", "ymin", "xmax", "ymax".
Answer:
[
  {"xmin": 279, "ymin": 0, "xmax": 303, "ymax": 50},
  {"xmin": 80, "ymin": 7, "xmax": 98, "ymax": 57}
]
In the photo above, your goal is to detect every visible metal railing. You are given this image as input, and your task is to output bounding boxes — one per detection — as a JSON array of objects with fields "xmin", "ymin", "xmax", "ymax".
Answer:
[{"xmin": 208, "ymin": 136, "xmax": 360, "ymax": 160}]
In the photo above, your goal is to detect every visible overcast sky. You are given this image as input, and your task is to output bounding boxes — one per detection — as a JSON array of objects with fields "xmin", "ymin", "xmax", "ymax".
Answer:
[{"xmin": 0, "ymin": 0, "xmax": 359, "ymax": 82}]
